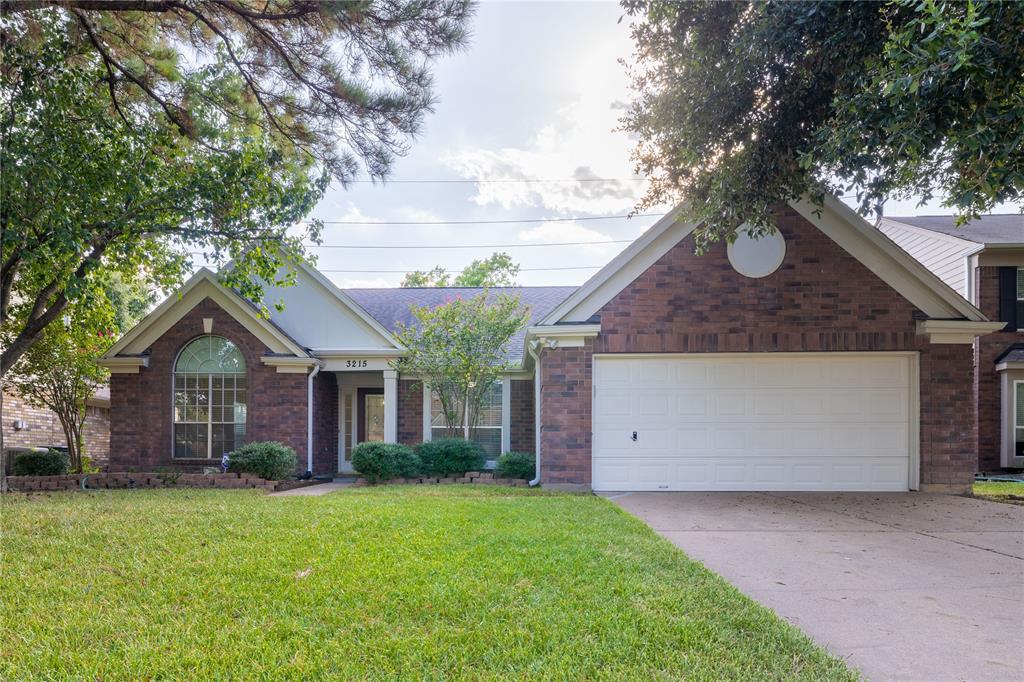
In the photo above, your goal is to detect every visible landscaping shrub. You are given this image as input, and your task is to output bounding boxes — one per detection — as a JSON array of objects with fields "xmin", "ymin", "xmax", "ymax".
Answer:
[
  {"xmin": 351, "ymin": 442, "xmax": 421, "ymax": 482},
  {"xmin": 495, "ymin": 452, "xmax": 535, "ymax": 480},
  {"xmin": 415, "ymin": 438, "xmax": 485, "ymax": 476},
  {"xmin": 10, "ymin": 449, "xmax": 70, "ymax": 476},
  {"xmin": 226, "ymin": 441, "xmax": 297, "ymax": 481}
]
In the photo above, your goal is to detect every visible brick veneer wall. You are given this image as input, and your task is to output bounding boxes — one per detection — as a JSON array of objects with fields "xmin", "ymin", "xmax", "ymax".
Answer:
[
  {"xmin": 109, "ymin": 297, "xmax": 308, "ymax": 471},
  {"xmin": 509, "ymin": 378, "xmax": 535, "ymax": 453},
  {"xmin": 2, "ymin": 392, "xmax": 110, "ymax": 465},
  {"xmin": 312, "ymin": 371, "xmax": 338, "ymax": 475},
  {"xmin": 974, "ymin": 266, "xmax": 1022, "ymax": 471},
  {"xmin": 397, "ymin": 379, "xmax": 423, "ymax": 446},
  {"xmin": 539, "ymin": 205, "xmax": 977, "ymax": 490}
]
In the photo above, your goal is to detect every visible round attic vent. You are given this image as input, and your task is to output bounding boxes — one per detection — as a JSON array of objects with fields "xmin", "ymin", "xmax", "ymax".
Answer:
[{"xmin": 727, "ymin": 225, "xmax": 786, "ymax": 278}]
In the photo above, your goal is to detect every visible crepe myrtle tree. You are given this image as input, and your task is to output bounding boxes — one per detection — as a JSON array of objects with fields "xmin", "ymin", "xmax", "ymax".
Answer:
[
  {"xmin": 392, "ymin": 292, "xmax": 529, "ymax": 441},
  {"xmin": 621, "ymin": 0, "xmax": 1024, "ymax": 249}
]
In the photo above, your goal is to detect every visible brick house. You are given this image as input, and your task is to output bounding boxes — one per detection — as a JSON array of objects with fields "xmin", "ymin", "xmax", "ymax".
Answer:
[
  {"xmin": 2, "ymin": 388, "xmax": 111, "ymax": 467},
  {"xmin": 879, "ymin": 213, "xmax": 1024, "ymax": 472},
  {"xmin": 102, "ymin": 195, "xmax": 1003, "ymax": 492}
]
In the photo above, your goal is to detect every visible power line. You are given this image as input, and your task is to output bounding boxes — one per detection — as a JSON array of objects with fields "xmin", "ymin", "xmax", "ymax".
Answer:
[
  {"xmin": 307, "ymin": 212, "xmax": 665, "ymax": 226},
  {"xmin": 315, "ymin": 266, "xmax": 604, "ymax": 274},
  {"xmin": 305, "ymin": 239, "xmax": 633, "ymax": 250},
  {"xmin": 340, "ymin": 177, "xmax": 648, "ymax": 184}
]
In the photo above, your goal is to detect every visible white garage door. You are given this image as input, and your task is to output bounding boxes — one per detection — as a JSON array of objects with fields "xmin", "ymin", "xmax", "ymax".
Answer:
[{"xmin": 592, "ymin": 354, "xmax": 914, "ymax": 492}]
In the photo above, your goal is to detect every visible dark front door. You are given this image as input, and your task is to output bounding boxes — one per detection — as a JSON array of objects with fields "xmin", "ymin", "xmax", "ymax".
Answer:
[{"xmin": 357, "ymin": 388, "xmax": 385, "ymax": 443}]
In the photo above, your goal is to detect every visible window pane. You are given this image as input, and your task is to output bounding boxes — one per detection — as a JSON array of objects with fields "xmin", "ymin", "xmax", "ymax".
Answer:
[
  {"xmin": 470, "ymin": 427, "xmax": 501, "ymax": 457},
  {"xmin": 1017, "ymin": 268, "xmax": 1024, "ymax": 300},
  {"xmin": 1016, "ymin": 383, "xmax": 1024, "ymax": 427},
  {"xmin": 175, "ymin": 336, "xmax": 245, "ymax": 374}
]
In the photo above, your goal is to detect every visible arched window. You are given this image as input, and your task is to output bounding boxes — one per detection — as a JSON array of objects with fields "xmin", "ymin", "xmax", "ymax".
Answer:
[{"xmin": 173, "ymin": 336, "xmax": 246, "ymax": 459}]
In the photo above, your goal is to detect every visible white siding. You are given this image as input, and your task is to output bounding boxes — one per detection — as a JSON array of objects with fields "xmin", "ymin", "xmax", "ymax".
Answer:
[{"xmin": 878, "ymin": 221, "xmax": 974, "ymax": 297}]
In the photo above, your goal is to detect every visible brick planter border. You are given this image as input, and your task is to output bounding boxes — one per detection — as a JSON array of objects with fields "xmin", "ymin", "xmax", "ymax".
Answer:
[
  {"xmin": 353, "ymin": 471, "xmax": 530, "ymax": 487},
  {"xmin": 6, "ymin": 472, "xmax": 279, "ymax": 493}
]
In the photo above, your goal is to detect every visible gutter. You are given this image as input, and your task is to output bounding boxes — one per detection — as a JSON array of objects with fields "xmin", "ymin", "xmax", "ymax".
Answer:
[
  {"xmin": 527, "ymin": 341, "xmax": 542, "ymax": 487},
  {"xmin": 306, "ymin": 362, "xmax": 322, "ymax": 477}
]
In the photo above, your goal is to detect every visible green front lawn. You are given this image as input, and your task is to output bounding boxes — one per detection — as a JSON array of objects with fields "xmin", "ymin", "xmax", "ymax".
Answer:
[
  {"xmin": 1, "ymin": 487, "xmax": 853, "ymax": 680},
  {"xmin": 973, "ymin": 480, "xmax": 1024, "ymax": 504}
]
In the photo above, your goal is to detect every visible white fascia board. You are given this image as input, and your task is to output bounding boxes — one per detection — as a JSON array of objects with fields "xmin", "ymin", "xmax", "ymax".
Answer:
[
  {"xmin": 98, "ymin": 356, "xmax": 149, "ymax": 373},
  {"xmin": 792, "ymin": 195, "xmax": 990, "ymax": 322},
  {"xmin": 102, "ymin": 269, "xmax": 308, "ymax": 359},
  {"xmin": 916, "ymin": 320, "xmax": 1006, "ymax": 344},
  {"xmin": 526, "ymin": 324, "xmax": 601, "ymax": 349},
  {"xmin": 260, "ymin": 356, "xmax": 320, "ymax": 373},
  {"xmin": 311, "ymin": 348, "xmax": 405, "ymax": 358},
  {"xmin": 539, "ymin": 207, "xmax": 695, "ymax": 324},
  {"xmin": 291, "ymin": 259, "xmax": 405, "ymax": 350}
]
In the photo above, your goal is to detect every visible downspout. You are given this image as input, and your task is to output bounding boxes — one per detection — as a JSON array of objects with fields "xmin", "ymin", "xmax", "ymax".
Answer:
[
  {"xmin": 527, "ymin": 341, "xmax": 543, "ymax": 487},
  {"xmin": 306, "ymin": 362, "xmax": 322, "ymax": 478}
]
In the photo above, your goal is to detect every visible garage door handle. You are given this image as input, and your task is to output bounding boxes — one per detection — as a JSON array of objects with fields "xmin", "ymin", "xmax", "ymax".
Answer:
[{"xmin": 631, "ymin": 431, "xmax": 638, "ymax": 442}]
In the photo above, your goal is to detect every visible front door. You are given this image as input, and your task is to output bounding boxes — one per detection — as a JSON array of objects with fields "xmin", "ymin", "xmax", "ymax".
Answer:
[{"xmin": 358, "ymin": 388, "xmax": 385, "ymax": 443}]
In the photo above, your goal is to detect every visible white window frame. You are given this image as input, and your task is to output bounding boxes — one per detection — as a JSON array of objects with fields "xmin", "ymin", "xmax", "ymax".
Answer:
[
  {"xmin": 1014, "ymin": 380, "xmax": 1024, "ymax": 456},
  {"xmin": 171, "ymin": 336, "xmax": 246, "ymax": 460},
  {"xmin": 421, "ymin": 377, "xmax": 511, "ymax": 457}
]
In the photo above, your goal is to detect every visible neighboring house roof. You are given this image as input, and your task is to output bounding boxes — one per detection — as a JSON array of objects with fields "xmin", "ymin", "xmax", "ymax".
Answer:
[
  {"xmin": 883, "ymin": 214, "xmax": 1023, "ymax": 245},
  {"xmin": 541, "ymin": 195, "xmax": 992, "ymax": 326},
  {"xmin": 344, "ymin": 286, "xmax": 577, "ymax": 365}
]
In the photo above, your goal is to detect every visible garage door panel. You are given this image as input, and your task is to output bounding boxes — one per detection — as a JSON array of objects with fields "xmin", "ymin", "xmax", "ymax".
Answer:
[{"xmin": 592, "ymin": 354, "xmax": 913, "ymax": 492}]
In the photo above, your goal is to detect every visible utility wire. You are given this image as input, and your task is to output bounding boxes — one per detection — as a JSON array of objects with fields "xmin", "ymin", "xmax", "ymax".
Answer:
[
  {"xmin": 314, "ymin": 266, "xmax": 604, "ymax": 274},
  {"xmin": 304, "ymin": 212, "xmax": 665, "ymax": 225},
  {"xmin": 340, "ymin": 177, "xmax": 648, "ymax": 184},
  {"xmin": 305, "ymin": 239, "xmax": 632, "ymax": 249}
]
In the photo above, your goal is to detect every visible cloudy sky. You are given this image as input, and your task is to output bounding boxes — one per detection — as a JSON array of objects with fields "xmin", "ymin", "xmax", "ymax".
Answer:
[{"xmin": 237, "ymin": 1, "xmax": 1016, "ymax": 290}]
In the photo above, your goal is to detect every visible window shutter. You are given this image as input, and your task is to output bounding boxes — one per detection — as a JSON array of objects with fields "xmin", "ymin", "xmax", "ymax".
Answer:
[{"xmin": 998, "ymin": 266, "xmax": 1017, "ymax": 330}]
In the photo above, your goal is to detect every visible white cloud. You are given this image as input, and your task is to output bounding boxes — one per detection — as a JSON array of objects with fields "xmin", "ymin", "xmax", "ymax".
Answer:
[
  {"xmin": 444, "ymin": 101, "xmax": 648, "ymax": 215},
  {"xmin": 331, "ymin": 276, "xmax": 397, "ymax": 289}
]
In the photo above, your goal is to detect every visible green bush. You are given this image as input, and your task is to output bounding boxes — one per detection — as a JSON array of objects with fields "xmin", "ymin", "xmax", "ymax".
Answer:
[
  {"xmin": 415, "ymin": 438, "xmax": 485, "ymax": 476},
  {"xmin": 226, "ymin": 441, "xmax": 297, "ymax": 481},
  {"xmin": 351, "ymin": 442, "xmax": 421, "ymax": 482},
  {"xmin": 495, "ymin": 452, "xmax": 536, "ymax": 480},
  {"xmin": 10, "ymin": 449, "xmax": 69, "ymax": 476}
]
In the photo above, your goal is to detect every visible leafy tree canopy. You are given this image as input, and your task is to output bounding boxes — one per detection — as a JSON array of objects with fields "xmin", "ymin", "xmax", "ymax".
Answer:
[
  {"xmin": 3, "ymin": 0, "xmax": 474, "ymax": 180},
  {"xmin": 401, "ymin": 252, "xmax": 520, "ymax": 288},
  {"xmin": 621, "ymin": 0, "xmax": 1024, "ymax": 248}
]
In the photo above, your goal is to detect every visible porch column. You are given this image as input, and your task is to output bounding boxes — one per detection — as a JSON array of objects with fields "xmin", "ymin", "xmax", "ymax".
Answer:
[{"xmin": 383, "ymin": 369, "xmax": 398, "ymax": 442}]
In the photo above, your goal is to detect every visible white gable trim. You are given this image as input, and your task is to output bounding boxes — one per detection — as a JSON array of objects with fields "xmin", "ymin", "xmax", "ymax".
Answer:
[
  {"xmin": 543, "ymin": 195, "xmax": 990, "ymax": 326},
  {"xmin": 289, "ymin": 259, "xmax": 404, "ymax": 349},
  {"xmin": 101, "ymin": 269, "xmax": 309, "ymax": 359},
  {"xmin": 540, "ymin": 207, "xmax": 695, "ymax": 324}
]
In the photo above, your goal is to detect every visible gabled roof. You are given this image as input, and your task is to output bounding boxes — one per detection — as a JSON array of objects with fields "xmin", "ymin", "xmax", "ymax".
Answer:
[
  {"xmin": 883, "ymin": 214, "xmax": 1023, "ymax": 245},
  {"xmin": 344, "ymin": 286, "xmax": 577, "ymax": 365},
  {"xmin": 102, "ymin": 269, "xmax": 310, "ymax": 359},
  {"xmin": 541, "ymin": 194, "xmax": 990, "ymax": 325}
]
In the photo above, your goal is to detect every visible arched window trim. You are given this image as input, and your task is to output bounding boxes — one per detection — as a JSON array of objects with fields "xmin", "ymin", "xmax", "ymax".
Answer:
[{"xmin": 172, "ymin": 335, "xmax": 247, "ymax": 460}]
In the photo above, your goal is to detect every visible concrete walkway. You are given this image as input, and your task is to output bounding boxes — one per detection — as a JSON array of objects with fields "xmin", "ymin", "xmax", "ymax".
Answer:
[
  {"xmin": 607, "ymin": 491, "xmax": 1024, "ymax": 681},
  {"xmin": 268, "ymin": 481, "xmax": 352, "ymax": 497}
]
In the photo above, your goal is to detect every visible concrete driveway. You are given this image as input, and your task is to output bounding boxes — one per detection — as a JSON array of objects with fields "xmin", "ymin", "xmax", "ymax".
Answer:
[{"xmin": 606, "ymin": 492, "xmax": 1024, "ymax": 681}]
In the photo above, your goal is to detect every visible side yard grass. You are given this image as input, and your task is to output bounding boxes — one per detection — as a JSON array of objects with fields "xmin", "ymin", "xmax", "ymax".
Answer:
[
  {"xmin": 973, "ymin": 480, "xmax": 1024, "ymax": 505},
  {"xmin": 1, "ymin": 486, "xmax": 855, "ymax": 680}
]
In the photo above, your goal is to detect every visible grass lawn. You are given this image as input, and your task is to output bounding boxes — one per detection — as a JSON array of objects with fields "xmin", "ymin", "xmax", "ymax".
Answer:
[
  {"xmin": 973, "ymin": 480, "xmax": 1024, "ymax": 505},
  {"xmin": 1, "ymin": 487, "xmax": 854, "ymax": 680}
]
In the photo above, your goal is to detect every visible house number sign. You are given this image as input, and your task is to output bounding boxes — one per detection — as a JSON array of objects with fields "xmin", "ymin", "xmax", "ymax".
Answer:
[{"xmin": 344, "ymin": 359, "xmax": 369, "ymax": 368}]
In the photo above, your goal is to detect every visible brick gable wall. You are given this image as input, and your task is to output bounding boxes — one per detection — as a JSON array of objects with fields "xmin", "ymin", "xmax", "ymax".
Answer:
[
  {"xmin": 974, "ymin": 266, "xmax": 1021, "ymax": 470},
  {"xmin": 109, "ymin": 297, "xmax": 308, "ymax": 471},
  {"xmin": 539, "ymin": 206, "xmax": 977, "ymax": 489}
]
